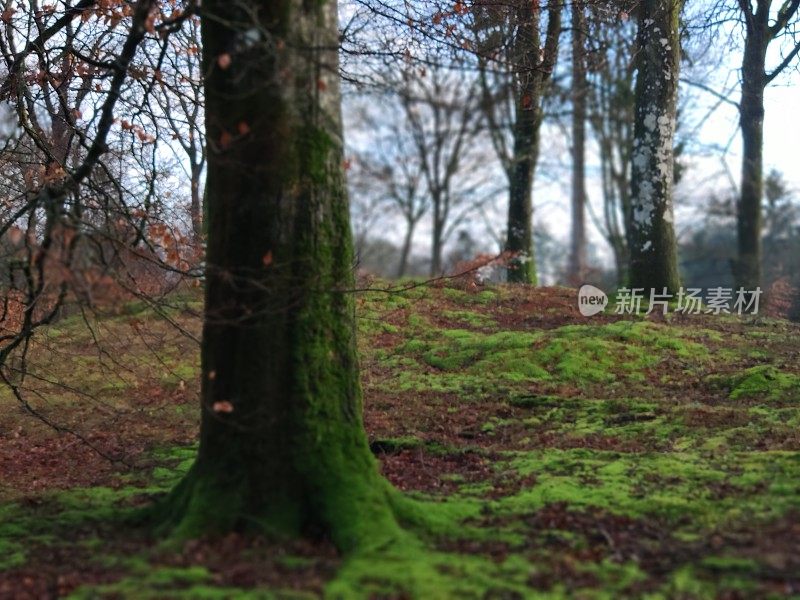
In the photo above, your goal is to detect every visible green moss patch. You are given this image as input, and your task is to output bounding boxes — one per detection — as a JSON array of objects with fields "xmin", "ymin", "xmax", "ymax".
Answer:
[{"xmin": 5, "ymin": 283, "xmax": 800, "ymax": 597}]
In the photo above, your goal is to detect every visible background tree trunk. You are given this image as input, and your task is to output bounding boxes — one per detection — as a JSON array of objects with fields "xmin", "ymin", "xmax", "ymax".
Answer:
[
  {"xmin": 736, "ymin": 19, "xmax": 768, "ymax": 291},
  {"xmin": 397, "ymin": 218, "xmax": 417, "ymax": 278},
  {"xmin": 504, "ymin": 0, "xmax": 540, "ymax": 284},
  {"xmin": 628, "ymin": 0, "xmax": 682, "ymax": 293},
  {"xmin": 732, "ymin": 0, "xmax": 800, "ymax": 290},
  {"xmin": 505, "ymin": 136, "xmax": 537, "ymax": 284},
  {"xmin": 157, "ymin": 0, "xmax": 398, "ymax": 550},
  {"xmin": 431, "ymin": 201, "xmax": 445, "ymax": 276},
  {"xmin": 611, "ymin": 238, "xmax": 630, "ymax": 287},
  {"xmin": 504, "ymin": 0, "xmax": 561, "ymax": 284},
  {"xmin": 585, "ymin": 6, "xmax": 636, "ymax": 287},
  {"xmin": 568, "ymin": 0, "xmax": 588, "ymax": 286},
  {"xmin": 190, "ymin": 162, "xmax": 203, "ymax": 242}
]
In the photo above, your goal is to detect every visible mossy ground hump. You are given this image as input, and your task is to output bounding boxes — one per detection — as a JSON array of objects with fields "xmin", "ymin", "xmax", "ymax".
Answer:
[{"xmin": 2, "ymin": 283, "xmax": 800, "ymax": 598}]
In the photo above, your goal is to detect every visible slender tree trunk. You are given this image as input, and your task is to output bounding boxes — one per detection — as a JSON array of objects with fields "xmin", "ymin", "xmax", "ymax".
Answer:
[
  {"xmin": 397, "ymin": 217, "xmax": 416, "ymax": 278},
  {"xmin": 628, "ymin": 0, "xmax": 682, "ymax": 293},
  {"xmin": 736, "ymin": 31, "xmax": 767, "ymax": 291},
  {"xmin": 505, "ymin": 1, "xmax": 541, "ymax": 285},
  {"xmin": 568, "ymin": 0, "xmax": 588, "ymax": 286},
  {"xmin": 617, "ymin": 172, "xmax": 633, "ymax": 256},
  {"xmin": 790, "ymin": 283, "xmax": 800, "ymax": 322},
  {"xmin": 431, "ymin": 233, "xmax": 443, "ymax": 276},
  {"xmin": 431, "ymin": 201, "xmax": 444, "ymax": 276},
  {"xmin": 612, "ymin": 236, "xmax": 630, "ymax": 287},
  {"xmin": 588, "ymin": 17, "xmax": 636, "ymax": 288},
  {"xmin": 190, "ymin": 163, "xmax": 203, "ymax": 242},
  {"xmin": 156, "ymin": 0, "xmax": 399, "ymax": 549},
  {"xmin": 504, "ymin": 0, "xmax": 561, "ymax": 284}
]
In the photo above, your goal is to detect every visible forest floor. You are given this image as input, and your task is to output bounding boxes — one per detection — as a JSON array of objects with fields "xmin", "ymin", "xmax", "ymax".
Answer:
[{"xmin": 1, "ymin": 281, "xmax": 800, "ymax": 598}]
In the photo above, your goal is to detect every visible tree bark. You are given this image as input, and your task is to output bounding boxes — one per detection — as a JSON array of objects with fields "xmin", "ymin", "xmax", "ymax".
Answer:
[
  {"xmin": 736, "ymin": 18, "xmax": 768, "ymax": 291},
  {"xmin": 628, "ymin": 0, "xmax": 682, "ymax": 293},
  {"xmin": 156, "ymin": 0, "xmax": 399, "ymax": 550},
  {"xmin": 568, "ymin": 0, "xmax": 588, "ymax": 286}
]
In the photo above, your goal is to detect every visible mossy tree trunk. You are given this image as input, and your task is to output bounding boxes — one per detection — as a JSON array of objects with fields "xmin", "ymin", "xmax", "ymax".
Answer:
[
  {"xmin": 504, "ymin": 0, "xmax": 561, "ymax": 284},
  {"xmin": 628, "ymin": 0, "xmax": 682, "ymax": 293},
  {"xmin": 157, "ymin": 0, "xmax": 399, "ymax": 550}
]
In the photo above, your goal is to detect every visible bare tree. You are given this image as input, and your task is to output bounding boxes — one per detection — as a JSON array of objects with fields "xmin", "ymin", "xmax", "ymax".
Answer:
[
  {"xmin": 472, "ymin": 0, "xmax": 563, "ymax": 284},
  {"xmin": 346, "ymin": 98, "xmax": 428, "ymax": 277},
  {"xmin": 586, "ymin": 1, "xmax": 637, "ymax": 285},
  {"xmin": 397, "ymin": 66, "xmax": 490, "ymax": 276},
  {"xmin": 733, "ymin": 0, "xmax": 800, "ymax": 289},
  {"xmin": 147, "ymin": 15, "xmax": 205, "ymax": 242},
  {"xmin": 0, "ymin": 0, "xmax": 198, "ymax": 419}
]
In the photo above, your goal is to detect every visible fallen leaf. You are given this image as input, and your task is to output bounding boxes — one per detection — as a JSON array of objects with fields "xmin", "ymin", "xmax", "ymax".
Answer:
[
  {"xmin": 217, "ymin": 53, "xmax": 232, "ymax": 70},
  {"xmin": 212, "ymin": 401, "xmax": 234, "ymax": 413}
]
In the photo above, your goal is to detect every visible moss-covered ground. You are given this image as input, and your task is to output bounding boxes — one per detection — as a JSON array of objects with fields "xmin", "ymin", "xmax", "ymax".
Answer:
[{"xmin": 1, "ymin": 282, "xmax": 800, "ymax": 598}]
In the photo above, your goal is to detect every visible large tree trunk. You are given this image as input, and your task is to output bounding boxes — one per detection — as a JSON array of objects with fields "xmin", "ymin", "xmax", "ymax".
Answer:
[
  {"xmin": 736, "ymin": 29, "xmax": 768, "ymax": 291},
  {"xmin": 628, "ymin": 0, "xmax": 682, "ymax": 293},
  {"xmin": 567, "ymin": 0, "xmax": 588, "ymax": 286},
  {"xmin": 156, "ymin": 0, "xmax": 398, "ymax": 550}
]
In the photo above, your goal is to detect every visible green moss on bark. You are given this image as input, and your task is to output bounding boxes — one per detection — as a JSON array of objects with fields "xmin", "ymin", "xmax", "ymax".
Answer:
[{"xmin": 148, "ymin": 0, "xmax": 403, "ymax": 553}]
